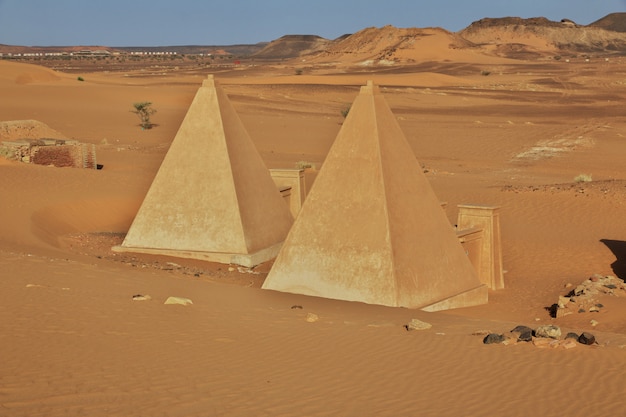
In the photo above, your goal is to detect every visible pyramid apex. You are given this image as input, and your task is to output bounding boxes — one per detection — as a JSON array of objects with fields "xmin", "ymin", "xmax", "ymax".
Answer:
[{"xmin": 360, "ymin": 80, "xmax": 380, "ymax": 95}]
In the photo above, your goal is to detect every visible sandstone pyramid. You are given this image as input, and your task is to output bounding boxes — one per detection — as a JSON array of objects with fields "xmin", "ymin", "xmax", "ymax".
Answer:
[
  {"xmin": 114, "ymin": 75, "xmax": 293, "ymax": 267},
  {"xmin": 262, "ymin": 81, "xmax": 487, "ymax": 311}
]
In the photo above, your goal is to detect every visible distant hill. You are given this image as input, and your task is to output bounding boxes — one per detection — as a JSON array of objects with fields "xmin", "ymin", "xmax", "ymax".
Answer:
[
  {"xmin": 4, "ymin": 13, "xmax": 626, "ymax": 65},
  {"xmin": 299, "ymin": 25, "xmax": 481, "ymax": 65},
  {"xmin": 459, "ymin": 16, "xmax": 626, "ymax": 56},
  {"xmin": 250, "ymin": 35, "xmax": 333, "ymax": 60},
  {"xmin": 589, "ymin": 12, "xmax": 626, "ymax": 32}
]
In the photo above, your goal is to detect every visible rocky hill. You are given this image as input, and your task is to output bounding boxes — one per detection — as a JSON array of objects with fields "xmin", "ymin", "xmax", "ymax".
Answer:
[
  {"xmin": 589, "ymin": 12, "xmax": 626, "ymax": 32},
  {"xmin": 459, "ymin": 16, "xmax": 626, "ymax": 56},
  {"xmin": 300, "ymin": 25, "xmax": 481, "ymax": 65},
  {"xmin": 251, "ymin": 35, "xmax": 333, "ymax": 60}
]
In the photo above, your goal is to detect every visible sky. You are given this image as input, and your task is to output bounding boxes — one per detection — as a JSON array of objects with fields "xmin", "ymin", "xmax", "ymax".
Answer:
[{"xmin": 1, "ymin": 0, "xmax": 625, "ymax": 47}]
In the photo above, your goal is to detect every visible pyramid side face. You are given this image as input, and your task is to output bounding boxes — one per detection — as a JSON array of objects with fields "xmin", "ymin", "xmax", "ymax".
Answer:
[
  {"xmin": 263, "ymin": 90, "xmax": 398, "ymax": 306},
  {"xmin": 264, "ymin": 82, "xmax": 485, "ymax": 309},
  {"xmin": 121, "ymin": 77, "xmax": 292, "ymax": 255},
  {"xmin": 216, "ymin": 86, "xmax": 294, "ymax": 253},
  {"xmin": 372, "ymin": 94, "xmax": 484, "ymax": 308}
]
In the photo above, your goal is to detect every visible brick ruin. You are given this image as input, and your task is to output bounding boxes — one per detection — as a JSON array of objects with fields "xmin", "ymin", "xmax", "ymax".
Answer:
[{"xmin": 1, "ymin": 138, "xmax": 98, "ymax": 169}]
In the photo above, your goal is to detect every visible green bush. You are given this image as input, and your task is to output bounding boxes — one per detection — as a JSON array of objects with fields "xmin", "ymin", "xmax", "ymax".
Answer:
[
  {"xmin": 574, "ymin": 174, "xmax": 592, "ymax": 183},
  {"xmin": 131, "ymin": 102, "xmax": 157, "ymax": 129}
]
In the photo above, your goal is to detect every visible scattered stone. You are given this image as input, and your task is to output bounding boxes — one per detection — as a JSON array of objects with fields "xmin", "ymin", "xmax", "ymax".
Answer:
[
  {"xmin": 501, "ymin": 333, "xmax": 518, "ymax": 345},
  {"xmin": 565, "ymin": 332, "xmax": 579, "ymax": 340},
  {"xmin": 472, "ymin": 330, "xmax": 491, "ymax": 336},
  {"xmin": 291, "ymin": 305, "xmax": 303, "ymax": 309},
  {"xmin": 132, "ymin": 294, "xmax": 151, "ymax": 301},
  {"xmin": 483, "ymin": 333, "xmax": 505, "ymax": 344},
  {"xmin": 305, "ymin": 313, "xmax": 319, "ymax": 323},
  {"xmin": 551, "ymin": 275, "xmax": 625, "ymax": 318},
  {"xmin": 557, "ymin": 296, "xmax": 571, "ymax": 308},
  {"xmin": 510, "ymin": 325, "xmax": 533, "ymax": 342},
  {"xmin": 405, "ymin": 318, "xmax": 432, "ymax": 331},
  {"xmin": 590, "ymin": 319, "xmax": 599, "ymax": 327},
  {"xmin": 578, "ymin": 332, "xmax": 596, "ymax": 345},
  {"xmin": 535, "ymin": 324, "xmax": 561, "ymax": 339},
  {"xmin": 237, "ymin": 266, "xmax": 260, "ymax": 274},
  {"xmin": 164, "ymin": 296, "xmax": 193, "ymax": 306},
  {"xmin": 533, "ymin": 337, "xmax": 551, "ymax": 348},
  {"xmin": 562, "ymin": 339, "xmax": 578, "ymax": 349}
]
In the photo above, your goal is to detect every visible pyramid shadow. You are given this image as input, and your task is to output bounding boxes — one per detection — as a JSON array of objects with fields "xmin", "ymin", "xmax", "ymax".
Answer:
[{"xmin": 600, "ymin": 239, "xmax": 626, "ymax": 279}]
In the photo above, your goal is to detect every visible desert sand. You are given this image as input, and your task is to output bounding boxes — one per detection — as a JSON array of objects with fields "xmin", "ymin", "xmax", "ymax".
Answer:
[{"xmin": 1, "ymin": 31, "xmax": 626, "ymax": 416}]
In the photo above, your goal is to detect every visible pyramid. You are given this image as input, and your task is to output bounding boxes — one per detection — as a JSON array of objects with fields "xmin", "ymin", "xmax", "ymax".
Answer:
[
  {"xmin": 262, "ymin": 81, "xmax": 487, "ymax": 311},
  {"xmin": 113, "ymin": 75, "xmax": 293, "ymax": 267}
]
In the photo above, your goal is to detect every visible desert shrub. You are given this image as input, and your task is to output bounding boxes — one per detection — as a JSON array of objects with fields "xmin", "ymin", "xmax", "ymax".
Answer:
[
  {"xmin": 77, "ymin": 76, "xmax": 84, "ymax": 81},
  {"xmin": 295, "ymin": 68, "xmax": 303, "ymax": 75},
  {"xmin": 574, "ymin": 173, "xmax": 592, "ymax": 183},
  {"xmin": 341, "ymin": 105, "xmax": 351, "ymax": 118},
  {"xmin": 480, "ymin": 70, "xmax": 491, "ymax": 76},
  {"xmin": 131, "ymin": 102, "xmax": 157, "ymax": 129}
]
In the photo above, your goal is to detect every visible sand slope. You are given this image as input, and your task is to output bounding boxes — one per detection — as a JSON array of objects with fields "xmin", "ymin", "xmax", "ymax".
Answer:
[{"xmin": 1, "ymin": 49, "xmax": 626, "ymax": 417}]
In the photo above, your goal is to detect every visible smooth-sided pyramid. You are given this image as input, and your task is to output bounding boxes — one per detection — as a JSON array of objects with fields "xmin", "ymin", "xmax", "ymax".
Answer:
[
  {"xmin": 262, "ymin": 81, "xmax": 487, "ymax": 311},
  {"xmin": 113, "ymin": 75, "xmax": 293, "ymax": 267}
]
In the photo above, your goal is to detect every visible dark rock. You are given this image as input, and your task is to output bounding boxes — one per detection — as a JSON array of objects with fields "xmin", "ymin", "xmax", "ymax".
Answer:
[
  {"xmin": 483, "ymin": 333, "xmax": 505, "ymax": 344},
  {"xmin": 578, "ymin": 332, "xmax": 596, "ymax": 345},
  {"xmin": 510, "ymin": 325, "xmax": 533, "ymax": 342},
  {"xmin": 565, "ymin": 332, "xmax": 579, "ymax": 340}
]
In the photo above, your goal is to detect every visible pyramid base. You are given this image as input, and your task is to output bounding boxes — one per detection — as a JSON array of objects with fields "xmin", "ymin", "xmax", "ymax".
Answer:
[
  {"xmin": 111, "ymin": 241, "xmax": 284, "ymax": 268},
  {"xmin": 420, "ymin": 285, "xmax": 488, "ymax": 312}
]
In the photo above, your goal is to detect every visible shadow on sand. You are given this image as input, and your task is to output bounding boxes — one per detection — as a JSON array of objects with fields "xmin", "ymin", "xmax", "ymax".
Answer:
[{"xmin": 600, "ymin": 239, "xmax": 626, "ymax": 280}]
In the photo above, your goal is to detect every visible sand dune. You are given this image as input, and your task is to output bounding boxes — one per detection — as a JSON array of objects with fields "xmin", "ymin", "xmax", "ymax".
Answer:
[{"xmin": 1, "ymin": 43, "xmax": 626, "ymax": 417}]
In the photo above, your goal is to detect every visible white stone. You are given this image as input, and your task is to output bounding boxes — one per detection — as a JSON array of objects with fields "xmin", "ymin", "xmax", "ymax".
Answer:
[
  {"xmin": 164, "ymin": 296, "xmax": 193, "ymax": 306},
  {"xmin": 406, "ymin": 318, "xmax": 432, "ymax": 331}
]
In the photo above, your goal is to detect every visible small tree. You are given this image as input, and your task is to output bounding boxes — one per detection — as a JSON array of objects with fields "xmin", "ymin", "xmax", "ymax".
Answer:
[{"xmin": 131, "ymin": 101, "xmax": 157, "ymax": 129}]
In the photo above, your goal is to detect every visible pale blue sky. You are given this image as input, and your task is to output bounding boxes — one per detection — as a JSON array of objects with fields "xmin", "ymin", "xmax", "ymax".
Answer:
[{"xmin": 0, "ymin": 0, "xmax": 625, "ymax": 46}]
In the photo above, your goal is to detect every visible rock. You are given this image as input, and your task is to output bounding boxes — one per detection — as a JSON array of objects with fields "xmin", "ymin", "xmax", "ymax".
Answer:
[
  {"xmin": 590, "ymin": 319, "xmax": 599, "ymax": 327},
  {"xmin": 535, "ymin": 324, "xmax": 561, "ymax": 339},
  {"xmin": 510, "ymin": 325, "xmax": 533, "ymax": 342},
  {"xmin": 132, "ymin": 294, "xmax": 151, "ymax": 301},
  {"xmin": 501, "ymin": 333, "xmax": 518, "ymax": 345},
  {"xmin": 578, "ymin": 332, "xmax": 596, "ymax": 345},
  {"xmin": 290, "ymin": 305, "xmax": 303, "ymax": 309},
  {"xmin": 164, "ymin": 296, "xmax": 193, "ymax": 306},
  {"xmin": 405, "ymin": 318, "xmax": 432, "ymax": 331},
  {"xmin": 305, "ymin": 313, "xmax": 319, "ymax": 323},
  {"xmin": 533, "ymin": 337, "xmax": 555, "ymax": 348},
  {"xmin": 589, "ymin": 305, "xmax": 600, "ymax": 313},
  {"xmin": 483, "ymin": 333, "xmax": 505, "ymax": 344},
  {"xmin": 565, "ymin": 332, "xmax": 579, "ymax": 340},
  {"xmin": 557, "ymin": 296, "xmax": 571, "ymax": 308},
  {"xmin": 561, "ymin": 339, "xmax": 578, "ymax": 349}
]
